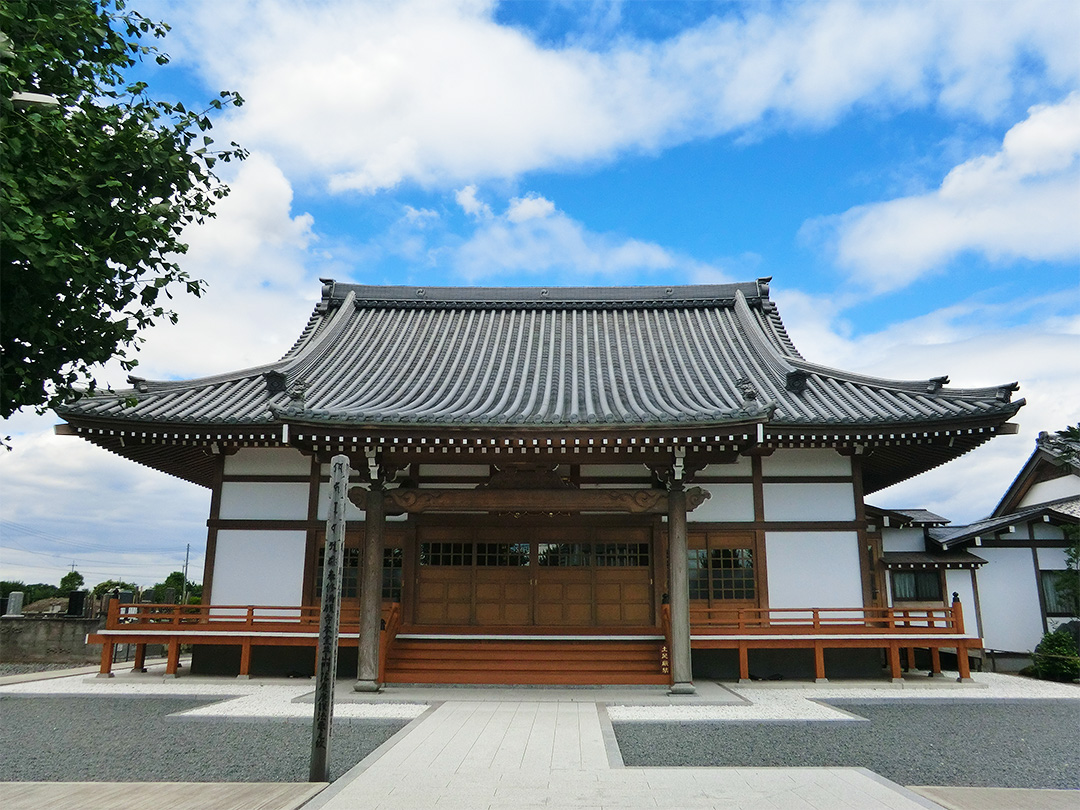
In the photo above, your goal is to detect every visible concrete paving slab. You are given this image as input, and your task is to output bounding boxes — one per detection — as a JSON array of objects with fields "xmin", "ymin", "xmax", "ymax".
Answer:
[
  {"xmin": 306, "ymin": 700, "xmax": 946, "ymax": 810},
  {"xmin": 909, "ymin": 786, "xmax": 1080, "ymax": 810},
  {"xmin": 0, "ymin": 781, "xmax": 325, "ymax": 810}
]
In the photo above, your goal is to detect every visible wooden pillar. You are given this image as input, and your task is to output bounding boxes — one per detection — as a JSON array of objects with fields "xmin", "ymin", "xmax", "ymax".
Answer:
[
  {"xmin": 929, "ymin": 646, "xmax": 942, "ymax": 677},
  {"xmin": 738, "ymin": 644, "xmax": 750, "ymax": 683},
  {"xmin": 355, "ymin": 485, "xmax": 385, "ymax": 692},
  {"xmin": 165, "ymin": 638, "xmax": 180, "ymax": 678},
  {"xmin": 888, "ymin": 644, "xmax": 902, "ymax": 682},
  {"xmin": 667, "ymin": 485, "xmax": 695, "ymax": 695},
  {"xmin": 814, "ymin": 643, "xmax": 827, "ymax": 683},
  {"xmin": 905, "ymin": 646, "xmax": 916, "ymax": 672},
  {"xmin": 132, "ymin": 643, "xmax": 147, "ymax": 673},
  {"xmin": 238, "ymin": 640, "xmax": 252, "ymax": 679}
]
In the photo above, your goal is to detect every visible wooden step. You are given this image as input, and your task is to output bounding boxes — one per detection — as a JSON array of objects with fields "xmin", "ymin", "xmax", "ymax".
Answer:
[{"xmin": 384, "ymin": 637, "xmax": 670, "ymax": 686}]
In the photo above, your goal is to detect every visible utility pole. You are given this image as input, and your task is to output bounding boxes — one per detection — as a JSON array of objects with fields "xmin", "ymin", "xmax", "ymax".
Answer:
[{"xmin": 181, "ymin": 543, "xmax": 190, "ymax": 604}]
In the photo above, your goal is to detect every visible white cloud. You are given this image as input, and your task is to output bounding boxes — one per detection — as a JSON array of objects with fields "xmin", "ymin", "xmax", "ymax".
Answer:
[
  {"xmin": 455, "ymin": 185, "xmax": 492, "ymax": 220},
  {"xmin": 174, "ymin": 0, "xmax": 1080, "ymax": 192},
  {"xmin": 776, "ymin": 287, "xmax": 1080, "ymax": 522},
  {"xmin": 449, "ymin": 193, "xmax": 722, "ymax": 282},
  {"xmin": 97, "ymin": 151, "xmax": 322, "ymax": 384},
  {"xmin": 810, "ymin": 93, "xmax": 1080, "ymax": 292}
]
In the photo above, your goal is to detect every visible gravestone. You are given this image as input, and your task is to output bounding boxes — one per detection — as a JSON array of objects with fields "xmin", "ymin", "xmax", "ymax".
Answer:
[
  {"xmin": 3, "ymin": 591, "xmax": 24, "ymax": 617},
  {"xmin": 65, "ymin": 590, "xmax": 88, "ymax": 617},
  {"xmin": 162, "ymin": 587, "xmax": 177, "ymax": 604}
]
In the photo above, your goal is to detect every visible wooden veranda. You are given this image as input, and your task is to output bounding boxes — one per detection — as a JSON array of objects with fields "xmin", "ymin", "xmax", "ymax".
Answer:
[{"xmin": 89, "ymin": 596, "xmax": 980, "ymax": 683}]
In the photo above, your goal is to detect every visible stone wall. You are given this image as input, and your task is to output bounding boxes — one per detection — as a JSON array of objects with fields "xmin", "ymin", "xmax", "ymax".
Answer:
[{"xmin": 0, "ymin": 616, "xmax": 104, "ymax": 664}]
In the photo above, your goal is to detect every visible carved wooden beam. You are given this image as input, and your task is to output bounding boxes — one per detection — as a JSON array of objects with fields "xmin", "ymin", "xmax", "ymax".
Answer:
[{"xmin": 348, "ymin": 486, "xmax": 711, "ymax": 514}]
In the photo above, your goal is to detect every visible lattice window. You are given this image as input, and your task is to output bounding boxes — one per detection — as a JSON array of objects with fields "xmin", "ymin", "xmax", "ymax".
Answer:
[
  {"xmin": 476, "ymin": 542, "xmax": 531, "ymax": 566},
  {"xmin": 420, "ymin": 542, "xmax": 473, "ymax": 566},
  {"xmin": 594, "ymin": 542, "xmax": 650, "ymax": 567},
  {"xmin": 710, "ymin": 548, "xmax": 755, "ymax": 600},
  {"xmin": 315, "ymin": 547, "xmax": 359, "ymax": 599},
  {"xmin": 538, "ymin": 543, "xmax": 591, "ymax": 567},
  {"xmin": 687, "ymin": 549, "xmax": 711, "ymax": 600},
  {"xmin": 382, "ymin": 548, "xmax": 403, "ymax": 601}
]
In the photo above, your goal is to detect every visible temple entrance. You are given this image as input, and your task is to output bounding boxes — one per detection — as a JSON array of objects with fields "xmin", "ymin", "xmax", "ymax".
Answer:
[{"xmin": 414, "ymin": 524, "xmax": 655, "ymax": 627}]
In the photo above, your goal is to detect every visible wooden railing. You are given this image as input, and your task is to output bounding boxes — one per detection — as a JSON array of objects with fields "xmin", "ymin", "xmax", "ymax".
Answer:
[
  {"xmin": 689, "ymin": 604, "xmax": 965, "ymax": 635},
  {"xmin": 104, "ymin": 600, "xmax": 365, "ymax": 633}
]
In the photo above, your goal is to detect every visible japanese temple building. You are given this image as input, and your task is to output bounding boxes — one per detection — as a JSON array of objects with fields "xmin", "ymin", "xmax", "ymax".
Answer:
[{"xmin": 59, "ymin": 279, "xmax": 1025, "ymax": 690}]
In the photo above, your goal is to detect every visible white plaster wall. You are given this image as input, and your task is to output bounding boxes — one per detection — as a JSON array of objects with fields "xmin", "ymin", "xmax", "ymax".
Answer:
[
  {"xmin": 211, "ymin": 530, "xmax": 306, "ymax": 606},
  {"xmin": 218, "ymin": 482, "xmax": 309, "ymax": 520},
  {"xmin": 975, "ymin": 547, "xmax": 1043, "ymax": 652},
  {"xmin": 765, "ymin": 532, "xmax": 863, "ymax": 609},
  {"xmin": 224, "ymin": 447, "xmax": 311, "ymax": 476},
  {"xmin": 881, "ymin": 527, "xmax": 926, "ymax": 552},
  {"xmin": 1031, "ymin": 522, "xmax": 1066, "ymax": 540},
  {"xmin": 762, "ymin": 448, "xmax": 851, "ymax": 477},
  {"xmin": 763, "ymin": 483, "xmax": 856, "ymax": 522},
  {"xmin": 691, "ymin": 484, "xmax": 755, "ymax": 522},
  {"xmin": 1018, "ymin": 475, "xmax": 1080, "ymax": 508},
  {"xmin": 1037, "ymin": 547, "xmax": 1070, "ymax": 569},
  {"xmin": 703, "ymin": 457, "xmax": 753, "ymax": 475},
  {"xmin": 944, "ymin": 570, "xmax": 980, "ymax": 637}
]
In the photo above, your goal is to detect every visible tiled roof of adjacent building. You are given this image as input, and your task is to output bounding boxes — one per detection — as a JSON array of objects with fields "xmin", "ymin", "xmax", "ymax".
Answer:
[
  {"xmin": 929, "ymin": 496, "xmax": 1080, "ymax": 549},
  {"xmin": 58, "ymin": 279, "xmax": 1023, "ymax": 431}
]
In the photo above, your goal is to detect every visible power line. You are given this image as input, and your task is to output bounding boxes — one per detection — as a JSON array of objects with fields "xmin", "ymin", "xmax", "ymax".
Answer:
[{"xmin": 0, "ymin": 521, "xmax": 180, "ymax": 553}]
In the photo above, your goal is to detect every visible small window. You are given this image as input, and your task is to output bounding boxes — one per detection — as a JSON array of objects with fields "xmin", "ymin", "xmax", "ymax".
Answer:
[
  {"xmin": 476, "ymin": 542, "xmax": 531, "ymax": 566},
  {"xmin": 594, "ymin": 542, "xmax": 649, "ymax": 566},
  {"xmin": 538, "ymin": 543, "xmax": 590, "ymax": 567},
  {"xmin": 892, "ymin": 570, "xmax": 942, "ymax": 602},
  {"xmin": 420, "ymin": 542, "xmax": 473, "ymax": 566},
  {"xmin": 1041, "ymin": 570, "xmax": 1078, "ymax": 617}
]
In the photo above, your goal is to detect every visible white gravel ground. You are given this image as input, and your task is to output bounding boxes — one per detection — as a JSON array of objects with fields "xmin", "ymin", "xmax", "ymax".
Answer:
[
  {"xmin": 607, "ymin": 671, "xmax": 1079, "ymax": 721},
  {"xmin": 3, "ymin": 663, "xmax": 1073, "ymax": 723},
  {"xmin": 0, "ymin": 661, "xmax": 428, "ymax": 720}
]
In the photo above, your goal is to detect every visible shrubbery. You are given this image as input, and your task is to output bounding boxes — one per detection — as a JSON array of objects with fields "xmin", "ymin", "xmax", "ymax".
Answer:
[{"xmin": 1028, "ymin": 626, "xmax": 1080, "ymax": 682}]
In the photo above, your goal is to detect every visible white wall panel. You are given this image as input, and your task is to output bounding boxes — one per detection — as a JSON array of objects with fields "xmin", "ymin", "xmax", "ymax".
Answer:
[
  {"xmin": 1037, "ymin": 546, "xmax": 1070, "ymax": 569},
  {"xmin": 765, "ymin": 532, "xmax": 863, "ymax": 608},
  {"xmin": 975, "ymin": 547, "xmax": 1043, "ymax": 652},
  {"xmin": 219, "ymin": 482, "xmax": 309, "ymax": 520},
  {"xmin": 691, "ymin": 484, "xmax": 755, "ymax": 522},
  {"xmin": 763, "ymin": 483, "xmax": 856, "ymax": 521},
  {"xmin": 1019, "ymin": 476, "xmax": 1080, "ymax": 508},
  {"xmin": 211, "ymin": 530, "xmax": 306, "ymax": 606},
  {"xmin": 882, "ymin": 527, "xmax": 926, "ymax": 552},
  {"xmin": 944, "ymin": 570, "xmax": 979, "ymax": 637},
  {"xmin": 1031, "ymin": 522, "xmax": 1066, "ymax": 540},
  {"xmin": 224, "ymin": 447, "xmax": 311, "ymax": 476},
  {"xmin": 762, "ymin": 449, "xmax": 851, "ymax": 477}
]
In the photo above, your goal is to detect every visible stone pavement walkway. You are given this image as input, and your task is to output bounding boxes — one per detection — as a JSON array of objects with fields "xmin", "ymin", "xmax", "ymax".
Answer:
[{"xmin": 307, "ymin": 700, "xmax": 942, "ymax": 809}]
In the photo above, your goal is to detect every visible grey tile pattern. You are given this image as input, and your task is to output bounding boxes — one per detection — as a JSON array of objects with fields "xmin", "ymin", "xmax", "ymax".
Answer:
[{"xmin": 59, "ymin": 282, "xmax": 1021, "ymax": 431}]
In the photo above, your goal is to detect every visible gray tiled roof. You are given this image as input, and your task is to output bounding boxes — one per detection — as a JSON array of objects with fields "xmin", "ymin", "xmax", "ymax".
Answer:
[
  {"xmin": 930, "ymin": 496, "xmax": 1080, "ymax": 549},
  {"xmin": 58, "ymin": 280, "xmax": 1023, "ymax": 430},
  {"xmin": 866, "ymin": 506, "xmax": 951, "ymax": 526}
]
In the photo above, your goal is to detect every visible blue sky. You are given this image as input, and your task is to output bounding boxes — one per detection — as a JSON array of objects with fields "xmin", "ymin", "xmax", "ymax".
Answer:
[{"xmin": 2, "ymin": 0, "xmax": 1078, "ymax": 589}]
